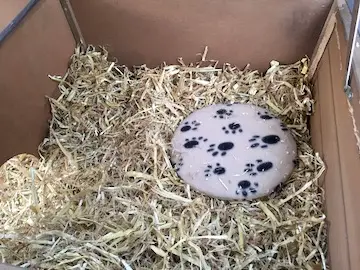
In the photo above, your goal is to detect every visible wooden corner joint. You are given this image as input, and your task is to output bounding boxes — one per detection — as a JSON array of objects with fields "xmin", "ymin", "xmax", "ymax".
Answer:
[
  {"xmin": 59, "ymin": 0, "xmax": 86, "ymax": 50},
  {"xmin": 309, "ymin": 1, "xmax": 338, "ymax": 80}
]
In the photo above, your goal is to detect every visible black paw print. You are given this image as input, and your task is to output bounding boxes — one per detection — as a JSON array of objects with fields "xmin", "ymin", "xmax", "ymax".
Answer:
[
  {"xmin": 173, "ymin": 158, "xmax": 184, "ymax": 172},
  {"xmin": 280, "ymin": 123, "xmax": 288, "ymax": 131},
  {"xmin": 222, "ymin": 122, "xmax": 243, "ymax": 134},
  {"xmin": 204, "ymin": 163, "xmax": 226, "ymax": 177},
  {"xmin": 243, "ymin": 163, "xmax": 257, "ymax": 176},
  {"xmin": 180, "ymin": 120, "xmax": 201, "ymax": 132},
  {"xmin": 207, "ymin": 142, "xmax": 234, "ymax": 156},
  {"xmin": 249, "ymin": 134, "xmax": 280, "ymax": 148},
  {"xmin": 183, "ymin": 137, "xmax": 208, "ymax": 149},
  {"xmin": 214, "ymin": 109, "xmax": 233, "ymax": 119},
  {"xmin": 236, "ymin": 180, "xmax": 259, "ymax": 197},
  {"xmin": 257, "ymin": 111, "xmax": 273, "ymax": 120},
  {"xmin": 243, "ymin": 159, "xmax": 273, "ymax": 176}
]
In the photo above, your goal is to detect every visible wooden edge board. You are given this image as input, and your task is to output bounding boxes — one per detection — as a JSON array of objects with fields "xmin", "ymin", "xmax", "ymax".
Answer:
[
  {"xmin": 59, "ymin": 0, "xmax": 86, "ymax": 49},
  {"xmin": 309, "ymin": 1, "xmax": 338, "ymax": 80}
]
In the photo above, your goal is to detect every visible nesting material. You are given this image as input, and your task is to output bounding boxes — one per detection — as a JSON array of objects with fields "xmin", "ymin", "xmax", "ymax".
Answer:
[{"xmin": 0, "ymin": 46, "xmax": 326, "ymax": 269}]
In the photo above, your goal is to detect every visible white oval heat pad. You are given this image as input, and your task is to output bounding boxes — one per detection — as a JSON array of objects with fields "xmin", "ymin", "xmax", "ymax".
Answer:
[{"xmin": 170, "ymin": 103, "xmax": 297, "ymax": 200}]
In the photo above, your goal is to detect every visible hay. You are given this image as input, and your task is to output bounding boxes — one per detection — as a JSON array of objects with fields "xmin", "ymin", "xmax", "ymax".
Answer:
[{"xmin": 0, "ymin": 46, "xmax": 326, "ymax": 270}]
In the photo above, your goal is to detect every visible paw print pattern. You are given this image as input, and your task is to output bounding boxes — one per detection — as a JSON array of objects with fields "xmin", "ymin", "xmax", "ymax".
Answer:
[
  {"xmin": 214, "ymin": 109, "xmax": 233, "ymax": 119},
  {"xmin": 236, "ymin": 180, "xmax": 259, "ymax": 197},
  {"xmin": 180, "ymin": 120, "xmax": 201, "ymax": 132},
  {"xmin": 183, "ymin": 137, "xmax": 208, "ymax": 149},
  {"xmin": 249, "ymin": 134, "xmax": 280, "ymax": 148},
  {"xmin": 257, "ymin": 111, "xmax": 273, "ymax": 120},
  {"xmin": 207, "ymin": 142, "xmax": 234, "ymax": 156},
  {"xmin": 173, "ymin": 158, "xmax": 184, "ymax": 172},
  {"xmin": 280, "ymin": 123, "xmax": 288, "ymax": 131},
  {"xmin": 204, "ymin": 163, "xmax": 226, "ymax": 177},
  {"xmin": 243, "ymin": 163, "xmax": 257, "ymax": 176},
  {"xmin": 243, "ymin": 159, "xmax": 273, "ymax": 176},
  {"xmin": 222, "ymin": 122, "xmax": 243, "ymax": 134}
]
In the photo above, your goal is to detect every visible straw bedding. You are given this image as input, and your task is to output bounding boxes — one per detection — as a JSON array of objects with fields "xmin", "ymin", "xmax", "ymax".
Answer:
[{"xmin": 0, "ymin": 46, "xmax": 326, "ymax": 270}]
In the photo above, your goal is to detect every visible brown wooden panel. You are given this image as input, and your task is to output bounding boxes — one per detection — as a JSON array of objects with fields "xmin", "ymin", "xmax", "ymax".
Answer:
[
  {"xmin": 311, "ymin": 13, "xmax": 360, "ymax": 270},
  {"xmin": 349, "ymin": 78, "xmax": 360, "ymax": 150},
  {"xmin": 313, "ymin": 41, "xmax": 350, "ymax": 270},
  {"xmin": 327, "ymin": 17, "xmax": 360, "ymax": 270},
  {"xmin": 310, "ymin": 70, "xmax": 324, "ymax": 173},
  {"xmin": 70, "ymin": 0, "xmax": 332, "ymax": 71},
  {"xmin": 0, "ymin": 0, "xmax": 75, "ymax": 165},
  {"xmin": 0, "ymin": 0, "xmax": 28, "ymax": 32}
]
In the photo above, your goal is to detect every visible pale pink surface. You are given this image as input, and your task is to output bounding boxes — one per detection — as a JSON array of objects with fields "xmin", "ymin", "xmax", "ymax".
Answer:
[{"xmin": 171, "ymin": 103, "xmax": 297, "ymax": 200}]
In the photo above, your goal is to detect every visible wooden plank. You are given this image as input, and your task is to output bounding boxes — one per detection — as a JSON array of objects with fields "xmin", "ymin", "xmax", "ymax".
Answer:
[
  {"xmin": 310, "ymin": 71, "xmax": 325, "ymax": 185},
  {"xmin": 0, "ymin": 0, "xmax": 28, "ymax": 32},
  {"xmin": 59, "ymin": 0, "xmax": 86, "ymax": 49},
  {"xmin": 315, "ymin": 42, "xmax": 350, "ymax": 270},
  {"xmin": 0, "ymin": 1, "xmax": 75, "ymax": 165},
  {"xmin": 70, "ymin": 0, "xmax": 333, "ymax": 71},
  {"xmin": 328, "ymin": 16, "xmax": 360, "ymax": 270},
  {"xmin": 349, "ymin": 78, "xmax": 360, "ymax": 153},
  {"xmin": 309, "ymin": 0, "xmax": 338, "ymax": 80}
]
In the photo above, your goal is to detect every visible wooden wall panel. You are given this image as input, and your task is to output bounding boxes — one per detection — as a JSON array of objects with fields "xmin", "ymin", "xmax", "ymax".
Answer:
[
  {"xmin": 328, "ymin": 19, "xmax": 360, "ymax": 270},
  {"xmin": 70, "ymin": 0, "xmax": 332, "ymax": 71},
  {"xmin": 312, "ymin": 42, "xmax": 349, "ymax": 270},
  {"xmin": 0, "ymin": 0, "xmax": 28, "ymax": 32},
  {"xmin": 312, "ymin": 15, "xmax": 360, "ymax": 269},
  {"xmin": 0, "ymin": 0, "xmax": 75, "ymax": 165}
]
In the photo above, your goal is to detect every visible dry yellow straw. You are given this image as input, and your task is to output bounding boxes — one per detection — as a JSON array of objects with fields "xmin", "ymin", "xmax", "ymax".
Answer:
[{"xmin": 0, "ymin": 46, "xmax": 326, "ymax": 269}]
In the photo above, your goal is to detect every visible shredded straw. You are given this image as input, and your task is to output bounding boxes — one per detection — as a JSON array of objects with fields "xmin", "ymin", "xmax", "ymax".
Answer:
[{"xmin": 0, "ymin": 46, "xmax": 326, "ymax": 269}]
